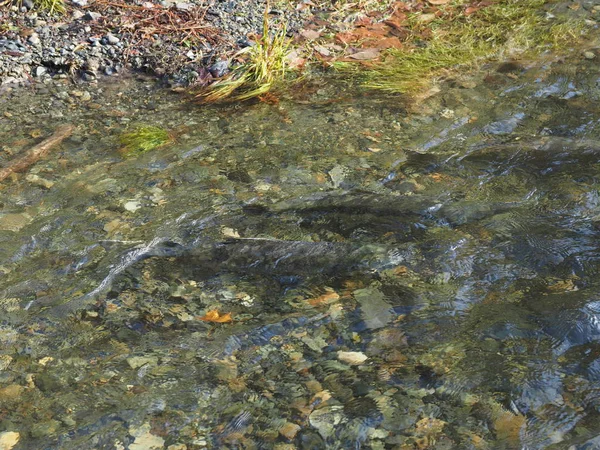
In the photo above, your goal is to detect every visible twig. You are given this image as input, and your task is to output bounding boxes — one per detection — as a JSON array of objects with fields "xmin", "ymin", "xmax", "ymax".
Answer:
[{"xmin": 0, "ymin": 124, "xmax": 74, "ymax": 182}]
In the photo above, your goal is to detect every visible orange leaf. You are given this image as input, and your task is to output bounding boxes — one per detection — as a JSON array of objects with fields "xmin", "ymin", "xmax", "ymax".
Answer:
[
  {"xmin": 199, "ymin": 310, "xmax": 233, "ymax": 323},
  {"xmin": 307, "ymin": 290, "xmax": 340, "ymax": 306},
  {"xmin": 430, "ymin": 172, "xmax": 450, "ymax": 182}
]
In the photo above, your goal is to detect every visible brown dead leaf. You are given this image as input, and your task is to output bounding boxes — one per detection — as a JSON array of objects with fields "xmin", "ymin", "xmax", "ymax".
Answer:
[
  {"xmin": 307, "ymin": 290, "xmax": 340, "ymax": 306},
  {"xmin": 300, "ymin": 29, "xmax": 321, "ymax": 40},
  {"xmin": 347, "ymin": 48, "xmax": 380, "ymax": 60},
  {"xmin": 391, "ymin": 1, "xmax": 410, "ymax": 12},
  {"xmin": 335, "ymin": 23, "xmax": 389, "ymax": 44},
  {"xmin": 198, "ymin": 310, "xmax": 233, "ymax": 323},
  {"xmin": 286, "ymin": 50, "xmax": 306, "ymax": 69},
  {"xmin": 392, "ymin": 265, "xmax": 408, "ymax": 275},
  {"xmin": 383, "ymin": 18, "xmax": 405, "ymax": 30},
  {"xmin": 296, "ymin": 1, "xmax": 313, "ymax": 11},
  {"xmin": 465, "ymin": 0, "xmax": 493, "ymax": 14},
  {"xmin": 314, "ymin": 45, "xmax": 331, "ymax": 57},
  {"xmin": 374, "ymin": 37, "xmax": 403, "ymax": 49},
  {"xmin": 494, "ymin": 411, "xmax": 525, "ymax": 445}
]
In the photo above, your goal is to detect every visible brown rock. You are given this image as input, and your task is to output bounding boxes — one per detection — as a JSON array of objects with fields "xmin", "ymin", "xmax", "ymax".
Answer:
[{"xmin": 279, "ymin": 422, "xmax": 301, "ymax": 440}]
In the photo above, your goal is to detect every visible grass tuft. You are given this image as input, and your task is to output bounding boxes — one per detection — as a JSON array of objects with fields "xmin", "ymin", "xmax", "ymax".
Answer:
[
  {"xmin": 119, "ymin": 125, "xmax": 173, "ymax": 157},
  {"xmin": 345, "ymin": 0, "xmax": 586, "ymax": 94},
  {"xmin": 194, "ymin": 0, "xmax": 291, "ymax": 103},
  {"xmin": 33, "ymin": 0, "xmax": 66, "ymax": 14}
]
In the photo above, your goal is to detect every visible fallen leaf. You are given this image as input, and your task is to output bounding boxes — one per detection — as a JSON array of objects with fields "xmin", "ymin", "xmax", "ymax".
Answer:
[
  {"xmin": 494, "ymin": 411, "xmax": 525, "ymax": 445},
  {"xmin": 392, "ymin": 265, "xmax": 408, "ymax": 275},
  {"xmin": 391, "ymin": 1, "xmax": 410, "ymax": 12},
  {"xmin": 296, "ymin": 0, "xmax": 314, "ymax": 10},
  {"xmin": 347, "ymin": 48, "xmax": 380, "ymax": 60},
  {"xmin": 428, "ymin": 0, "xmax": 450, "ymax": 4},
  {"xmin": 313, "ymin": 45, "xmax": 331, "ymax": 56},
  {"xmin": 335, "ymin": 23, "xmax": 388, "ymax": 44},
  {"xmin": 374, "ymin": 37, "xmax": 403, "ymax": 49},
  {"xmin": 383, "ymin": 18, "xmax": 405, "ymax": 30},
  {"xmin": 327, "ymin": 44, "xmax": 343, "ymax": 51},
  {"xmin": 286, "ymin": 50, "xmax": 306, "ymax": 69},
  {"xmin": 300, "ymin": 29, "xmax": 321, "ymax": 40},
  {"xmin": 308, "ymin": 290, "xmax": 340, "ymax": 306},
  {"xmin": 354, "ymin": 16, "xmax": 373, "ymax": 26},
  {"xmin": 198, "ymin": 310, "xmax": 233, "ymax": 323},
  {"xmin": 464, "ymin": 6, "xmax": 480, "ymax": 15}
]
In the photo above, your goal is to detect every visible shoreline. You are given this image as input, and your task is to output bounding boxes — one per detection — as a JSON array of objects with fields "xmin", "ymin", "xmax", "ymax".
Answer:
[
  {"xmin": 1, "ymin": 0, "xmax": 598, "ymax": 101},
  {"xmin": 0, "ymin": 0, "xmax": 307, "ymax": 89}
]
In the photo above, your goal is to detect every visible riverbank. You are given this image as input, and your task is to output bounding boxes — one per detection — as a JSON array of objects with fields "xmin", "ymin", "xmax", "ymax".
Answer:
[
  {"xmin": 0, "ymin": 0, "xmax": 308, "ymax": 88},
  {"xmin": 3, "ymin": 0, "xmax": 597, "ymax": 101}
]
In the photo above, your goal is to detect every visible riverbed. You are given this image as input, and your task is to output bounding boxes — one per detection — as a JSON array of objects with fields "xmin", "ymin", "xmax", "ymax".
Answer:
[{"xmin": 1, "ymin": 48, "xmax": 600, "ymax": 449}]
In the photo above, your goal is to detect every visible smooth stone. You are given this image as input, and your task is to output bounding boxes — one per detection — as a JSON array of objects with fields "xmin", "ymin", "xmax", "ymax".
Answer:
[
  {"xmin": 0, "ymin": 213, "xmax": 32, "ymax": 232},
  {"xmin": 105, "ymin": 33, "xmax": 120, "ymax": 45},
  {"xmin": 0, "ymin": 432, "xmax": 20, "ymax": 450},
  {"xmin": 84, "ymin": 11, "xmax": 101, "ymax": 20},
  {"xmin": 127, "ymin": 356, "xmax": 158, "ymax": 369},
  {"xmin": 123, "ymin": 200, "xmax": 142, "ymax": 212},
  {"xmin": 129, "ymin": 423, "xmax": 165, "ymax": 450},
  {"xmin": 309, "ymin": 406, "xmax": 344, "ymax": 440},
  {"xmin": 337, "ymin": 351, "xmax": 368, "ymax": 365}
]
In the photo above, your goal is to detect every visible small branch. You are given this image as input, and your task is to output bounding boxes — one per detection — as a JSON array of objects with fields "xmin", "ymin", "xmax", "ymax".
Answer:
[{"xmin": 0, "ymin": 124, "xmax": 74, "ymax": 182}]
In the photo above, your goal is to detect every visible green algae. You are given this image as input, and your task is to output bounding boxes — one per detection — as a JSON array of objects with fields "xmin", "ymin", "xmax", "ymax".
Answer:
[{"xmin": 118, "ymin": 125, "xmax": 173, "ymax": 156}]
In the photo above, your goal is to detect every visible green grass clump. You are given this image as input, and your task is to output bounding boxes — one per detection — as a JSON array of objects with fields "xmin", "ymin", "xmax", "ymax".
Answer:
[
  {"xmin": 32, "ymin": 0, "xmax": 66, "ymax": 14},
  {"xmin": 348, "ymin": 0, "xmax": 585, "ymax": 94},
  {"xmin": 195, "ymin": 1, "xmax": 291, "ymax": 103},
  {"xmin": 119, "ymin": 125, "xmax": 172, "ymax": 157}
]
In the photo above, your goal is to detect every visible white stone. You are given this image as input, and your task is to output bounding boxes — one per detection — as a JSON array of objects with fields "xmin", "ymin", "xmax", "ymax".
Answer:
[
  {"xmin": 124, "ymin": 200, "xmax": 142, "ymax": 212},
  {"xmin": 337, "ymin": 351, "xmax": 368, "ymax": 365},
  {"xmin": 129, "ymin": 423, "xmax": 164, "ymax": 450},
  {"xmin": 0, "ymin": 432, "xmax": 20, "ymax": 450}
]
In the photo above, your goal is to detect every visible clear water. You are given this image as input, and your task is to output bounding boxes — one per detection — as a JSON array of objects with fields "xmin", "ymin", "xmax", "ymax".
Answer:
[{"xmin": 2, "ymin": 53, "xmax": 600, "ymax": 449}]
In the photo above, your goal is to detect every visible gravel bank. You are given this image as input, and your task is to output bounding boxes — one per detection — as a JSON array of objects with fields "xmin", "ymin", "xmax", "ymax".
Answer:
[{"xmin": 0, "ymin": 0, "xmax": 307, "ymax": 88}]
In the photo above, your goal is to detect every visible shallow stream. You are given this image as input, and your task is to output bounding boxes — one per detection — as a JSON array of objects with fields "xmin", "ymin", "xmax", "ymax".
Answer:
[{"xmin": 2, "ymin": 49, "xmax": 600, "ymax": 449}]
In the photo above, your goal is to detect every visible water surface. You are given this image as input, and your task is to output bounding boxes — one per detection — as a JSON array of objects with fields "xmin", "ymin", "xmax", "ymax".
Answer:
[{"xmin": 1, "ymin": 53, "xmax": 600, "ymax": 449}]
